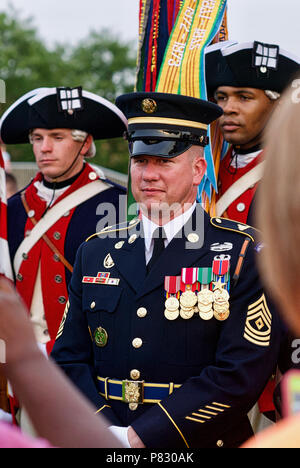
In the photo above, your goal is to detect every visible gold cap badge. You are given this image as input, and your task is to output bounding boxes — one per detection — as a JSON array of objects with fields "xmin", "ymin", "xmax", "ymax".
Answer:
[{"xmin": 141, "ymin": 98, "xmax": 157, "ymax": 114}]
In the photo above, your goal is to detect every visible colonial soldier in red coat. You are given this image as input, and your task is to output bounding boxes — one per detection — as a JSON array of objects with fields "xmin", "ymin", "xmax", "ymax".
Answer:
[
  {"xmin": 0, "ymin": 87, "xmax": 127, "ymax": 355},
  {"xmin": 205, "ymin": 40, "xmax": 300, "ymax": 225}
]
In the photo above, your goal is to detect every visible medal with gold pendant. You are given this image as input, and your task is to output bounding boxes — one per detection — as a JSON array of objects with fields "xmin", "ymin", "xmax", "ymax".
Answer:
[
  {"xmin": 164, "ymin": 308, "xmax": 180, "ymax": 320},
  {"xmin": 198, "ymin": 287, "xmax": 214, "ymax": 321},
  {"xmin": 180, "ymin": 268, "xmax": 198, "ymax": 313},
  {"xmin": 164, "ymin": 276, "xmax": 181, "ymax": 321},
  {"xmin": 179, "ymin": 305, "xmax": 195, "ymax": 320},
  {"xmin": 212, "ymin": 279, "xmax": 230, "ymax": 321}
]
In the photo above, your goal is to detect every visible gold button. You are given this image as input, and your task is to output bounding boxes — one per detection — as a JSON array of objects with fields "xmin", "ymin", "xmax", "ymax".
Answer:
[
  {"xmin": 115, "ymin": 241, "xmax": 125, "ymax": 250},
  {"xmin": 129, "ymin": 403, "xmax": 138, "ymax": 411},
  {"xmin": 187, "ymin": 233, "xmax": 199, "ymax": 243},
  {"xmin": 216, "ymin": 440, "xmax": 224, "ymax": 448},
  {"xmin": 90, "ymin": 301, "xmax": 96, "ymax": 309},
  {"xmin": 137, "ymin": 307, "xmax": 147, "ymax": 318},
  {"xmin": 130, "ymin": 369, "xmax": 141, "ymax": 380},
  {"xmin": 128, "ymin": 234, "xmax": 137, "ymax": 244},
  {"xmin": 132, "ymin": 338, "xmax": 143, "ymax": 349},
  {"xmin": 129, "ymin": 218, "xmax": 138, "ymax": 225}
]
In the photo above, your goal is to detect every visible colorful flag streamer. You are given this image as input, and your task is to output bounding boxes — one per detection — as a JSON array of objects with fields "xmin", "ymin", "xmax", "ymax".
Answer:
[{"xmin": 131, "ymin": 0, "xmax": 229, "ymax": 217}]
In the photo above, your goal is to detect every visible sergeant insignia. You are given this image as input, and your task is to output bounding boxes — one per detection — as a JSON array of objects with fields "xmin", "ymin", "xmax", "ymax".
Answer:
[
  {"xmin": 244, "ymin": 294, "xmax": 272, "ymax": 347},
  {"xmin": 141, "ymin": 98, "xmax": 157, "ymax": 114}
]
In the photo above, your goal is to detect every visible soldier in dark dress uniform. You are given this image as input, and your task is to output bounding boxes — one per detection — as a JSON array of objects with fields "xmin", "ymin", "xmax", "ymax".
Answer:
[{"xmin": 52, "ymin": 92, "xmax": 285, "ymax": 448}]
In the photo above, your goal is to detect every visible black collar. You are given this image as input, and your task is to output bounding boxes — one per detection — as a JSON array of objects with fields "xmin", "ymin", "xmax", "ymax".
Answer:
[
  {"xmin": 42, "ymin": 165, "xmax": 85, "ymax": 190},
  {"xmin": 232, "ymin": 144, "xmax": 262, "ymax": 156}
]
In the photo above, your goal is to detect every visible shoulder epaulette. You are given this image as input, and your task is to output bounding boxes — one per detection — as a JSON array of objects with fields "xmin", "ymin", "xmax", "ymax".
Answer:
[
  {"xmin": 210, "ymin": 217, "xmax": 258, "ymax": 243},
  {"xmin": 85, "ymin": 218, "xmax": 140, "ymax": 242}
]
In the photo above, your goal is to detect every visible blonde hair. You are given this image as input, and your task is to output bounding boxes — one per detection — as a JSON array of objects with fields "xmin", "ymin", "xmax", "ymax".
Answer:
[{"xmin": 257, "ymin": 78, "xmax": 300, "ymax": 334}]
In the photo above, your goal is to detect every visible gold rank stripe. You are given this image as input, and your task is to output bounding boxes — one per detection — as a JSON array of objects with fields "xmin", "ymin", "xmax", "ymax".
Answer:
[
  {"xmin": 205, "ymin": 405, "xmax": 224, "ymax": 412},
  {"xmin": 212, "ymin": 402, "xmax": 231, "ymax": 408},
  {"xmin": 128, "ymin": 116, "xmax": 208, "ymax": 131},
  {"xmin": 197, "ymin": 408, "xmax": 218, "ymax": 416},
  {"xmin": 192, "ymin": 412, "xmax": 211, "ymax": 420},
  {"xmin": 186, "ymin": 416, "xmax": 205, "ymax": 424},
  {"xmin": 186, "ymin": 402, "xmax": 231, "ymax": 423}
]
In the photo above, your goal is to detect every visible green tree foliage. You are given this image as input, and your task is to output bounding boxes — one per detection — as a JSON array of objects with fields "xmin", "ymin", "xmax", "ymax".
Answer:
[{"xmin": 0, "ymin": 8, "xmax": 137, "ymax": 174}]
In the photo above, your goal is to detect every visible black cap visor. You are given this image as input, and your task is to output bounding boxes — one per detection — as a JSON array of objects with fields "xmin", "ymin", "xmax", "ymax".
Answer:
[{"xmin": 127, "ymin": 129, "xmax": 208, "ymax": 158}]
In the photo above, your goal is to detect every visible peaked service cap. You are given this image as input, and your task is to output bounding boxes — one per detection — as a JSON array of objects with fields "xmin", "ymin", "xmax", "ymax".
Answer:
[{"xmin": 116, "ymin": 92, "xmax": 223, "ymax": 158}]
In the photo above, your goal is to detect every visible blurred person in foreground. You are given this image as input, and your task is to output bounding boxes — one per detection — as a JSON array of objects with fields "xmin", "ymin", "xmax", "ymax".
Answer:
[
  {"xmin": 243, "ymin": 76, "xmax": 300, "ymax": 448},
  {"xmin": 0, "ymin": 278, "xmax": 122, "ymax": 448}
]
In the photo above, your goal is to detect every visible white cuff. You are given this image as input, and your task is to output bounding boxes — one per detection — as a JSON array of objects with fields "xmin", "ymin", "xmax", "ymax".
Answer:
[{"xmin": 109, "ymin": 426, "xmax": 130, "ymax": 448}]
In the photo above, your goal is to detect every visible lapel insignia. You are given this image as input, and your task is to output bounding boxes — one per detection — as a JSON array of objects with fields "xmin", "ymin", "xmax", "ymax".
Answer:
[
  {"xmin": 244, "ymin": 294, "xmax": 272, "ymax": 347},
  {"xmin": 104, "ymin": 253, "xmax": 115, "ymax": 269}
]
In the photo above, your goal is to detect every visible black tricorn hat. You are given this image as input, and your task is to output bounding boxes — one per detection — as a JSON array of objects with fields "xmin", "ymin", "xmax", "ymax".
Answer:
[
  {"xmin": 116, "ymin": 92, "xmax": 223, "ymax": 158},
  {"xmin": 205, "ymin": 40, "xmax": 300, "ymax": 97},
  {"xmin": 0, "ymin": 86, "xmax": 128, "ymax": 144}
]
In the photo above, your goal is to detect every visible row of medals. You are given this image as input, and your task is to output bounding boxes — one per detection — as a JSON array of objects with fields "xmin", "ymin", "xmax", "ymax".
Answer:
[{"xmin": 164, "ymin": 288, "xmax": 230, "ymax": 322}]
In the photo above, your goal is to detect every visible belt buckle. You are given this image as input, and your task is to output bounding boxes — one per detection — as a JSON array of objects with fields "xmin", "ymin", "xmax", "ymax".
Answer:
[{"xmin": 122, "ymin": 380, "xmax": 144, "ymax": 404}]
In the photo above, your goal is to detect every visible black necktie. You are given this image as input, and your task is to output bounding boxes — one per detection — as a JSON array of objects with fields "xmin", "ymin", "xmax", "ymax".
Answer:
[{"xmin": 147, "ymin": 227, "xmax": 166, "ymax": 273}]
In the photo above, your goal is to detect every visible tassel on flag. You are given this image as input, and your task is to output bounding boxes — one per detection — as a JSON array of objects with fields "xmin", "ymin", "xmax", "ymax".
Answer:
[{"xmin": 0, "ymin": 149, "xmax": 13, "ymax": 281}]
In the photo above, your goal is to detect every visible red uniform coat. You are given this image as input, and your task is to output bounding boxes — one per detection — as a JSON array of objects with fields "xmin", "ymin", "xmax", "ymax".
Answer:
[{"xmin": 7, "ymin": 163, "xmax": 126, "ymax": 354}]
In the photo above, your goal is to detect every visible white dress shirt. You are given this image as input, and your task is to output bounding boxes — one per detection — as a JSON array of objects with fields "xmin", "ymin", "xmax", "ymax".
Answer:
[{"xmin": 142, "ymin": 202, "xmax": 197, "ymax": 264}]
